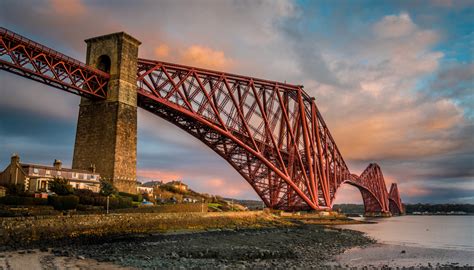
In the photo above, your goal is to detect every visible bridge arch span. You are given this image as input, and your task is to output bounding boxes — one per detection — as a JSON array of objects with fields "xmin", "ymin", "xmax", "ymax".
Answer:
[
  {"xmin": 344, "ymin": 180, "xmax": 384, "ymax": 214},
  {"xmin": 138, "ymin": 91, "xmax": 314, "ymax": 211}
]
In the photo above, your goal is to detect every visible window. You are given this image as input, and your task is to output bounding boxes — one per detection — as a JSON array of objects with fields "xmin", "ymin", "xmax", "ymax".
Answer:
[
  {"xmin": 45, "ymin": 170, "xmax": 50, "ymax": 175},
  {"xmin": 33, "ymin": 168, "xmax": 39, "ymax": 174},
  {"xmin": 90, "ymin": 175, "xmax": 96, "ymax": 180},
  {"xmin": 72, "ymin": 173, "xmax": 78, "ymax": 179},
  {"xmin": 83, "ymin": 174, "xmax": 88, "ymax": 180}
]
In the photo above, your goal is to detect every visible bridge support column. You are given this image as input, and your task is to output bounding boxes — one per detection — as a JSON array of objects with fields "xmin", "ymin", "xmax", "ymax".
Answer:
[{"xmin": 72, "ymin": 32, "xmax": 141, "ymax": 194}]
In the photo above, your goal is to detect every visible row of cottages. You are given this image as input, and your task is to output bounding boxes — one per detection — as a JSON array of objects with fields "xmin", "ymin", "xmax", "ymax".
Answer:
[{"xmin": 0, "ymin": 154, "xmax": 101, "ymax": 193}]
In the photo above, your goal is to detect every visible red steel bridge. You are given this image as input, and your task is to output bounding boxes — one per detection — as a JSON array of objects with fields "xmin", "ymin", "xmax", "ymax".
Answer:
[{"xmin": 0, "ymin": 27, "xmax": 404, "ymax": 215}]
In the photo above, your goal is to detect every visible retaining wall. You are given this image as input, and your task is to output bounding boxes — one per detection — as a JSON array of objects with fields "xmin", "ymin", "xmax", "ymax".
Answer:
[{"xmin": 0, "ymin": 211, "xmax": 279, "ymax": 246}]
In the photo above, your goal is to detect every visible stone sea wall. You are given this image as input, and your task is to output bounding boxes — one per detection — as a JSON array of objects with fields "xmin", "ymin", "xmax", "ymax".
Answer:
[{"xmin": 0, "ymin": 211, "xmax": 281, "ymax": 246}]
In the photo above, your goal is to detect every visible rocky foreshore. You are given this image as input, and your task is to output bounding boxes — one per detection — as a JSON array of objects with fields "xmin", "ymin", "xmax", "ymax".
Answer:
[
  {"xmin": 0, "ymin": 224, "xmax": 375, "ymax": 269},
  {"xmin": 2, "ymin": 212, "xmax": 471, "ymax": 269},
  {"xmin": 2, "ymin": 224, "xmax": 472, "ymax": 269}
]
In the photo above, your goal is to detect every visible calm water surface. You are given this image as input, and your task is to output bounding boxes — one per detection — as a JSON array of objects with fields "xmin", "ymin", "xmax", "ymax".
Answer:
[{"xmin": 339, "ymin": 215, "xmax": 474, "ymax": 251}]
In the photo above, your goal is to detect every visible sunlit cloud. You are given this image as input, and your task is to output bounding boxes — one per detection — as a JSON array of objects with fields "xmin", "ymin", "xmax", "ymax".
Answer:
[
  {"xmin": 179, "ymin": 45, "xmax": 235, "ymax": 70},
  {"xmin": 48, "ymin": 0, "xmax": 86, "ymax": 16},
  {"xmin": 154, "ymin": 44, "xmax": 170, "ymax": 58},
  {"xmin": 137, "ymin": 169, "xmax": 182, "ymax": 182}
]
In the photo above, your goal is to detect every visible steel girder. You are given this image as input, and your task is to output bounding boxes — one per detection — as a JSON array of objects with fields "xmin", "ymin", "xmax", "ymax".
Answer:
[
  {"xmin": 389, "ymin": 183, "xmax": 404, "ymax": 214},
  {"xmin": 0, "ymin": 27, "xmax": 109, "ymax": 99},
  {"xmin": 338, "ymin": 164, "xmax": 391, "ymax": 214},
  {"xmin": 136, "ymin": 58, "xmax": 374, "ymax": 210},
  {"xmin": 0, "ymin": 27, "xmax": 404, "ymax": 212}
]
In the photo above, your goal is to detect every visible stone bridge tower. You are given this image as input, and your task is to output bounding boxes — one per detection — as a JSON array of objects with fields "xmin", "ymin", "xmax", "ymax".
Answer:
[{"xmin": 72, "ymin": 32, "xmax": 141, "ymax": 194}]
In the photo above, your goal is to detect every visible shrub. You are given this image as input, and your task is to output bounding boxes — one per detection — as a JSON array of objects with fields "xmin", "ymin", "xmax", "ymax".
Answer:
[
  {"xmin": 117, "ymin": 196, "xmax": 133, "ymax": 209},
  {"xmin": 74, "ymin": 189, "xmax": 99, "ymax": 205},
  {"xmin": 49, "ymin": 178, "xmax": 74, "ymax": 195},
  {"xmin": 118, "ymin": 192, "xmax": 142, "ymax": 202},
  {"xmin": 48, "ymin": 195, "xmax": 79, "ymax": 210},
  {"xmin": 102, "ymin": 196, "xmax": 133, "ymax": 210},
  {"xmin": 0, "ymin": 196, "xmax": 48, "ymax": 206},
  {"xmin": 6, "ymin": 184, "xmax": 25, "ymax": 196}
]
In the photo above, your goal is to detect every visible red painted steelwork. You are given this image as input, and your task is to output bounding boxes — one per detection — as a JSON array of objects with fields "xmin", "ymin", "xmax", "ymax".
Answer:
[
  {"xmin": 136, "ymin": 59, "xmax": 399, "ymax": 211},
  {"xmin": 389, "ymin": 183, "xmax": 405, "ymax": 215},
  {"xmin": 0, "ymin": 27, "xmax": 404, "ymax": 213},
  {"xmin": 0, "ymin": 27, "xmax": 109, "ymax": 99}
]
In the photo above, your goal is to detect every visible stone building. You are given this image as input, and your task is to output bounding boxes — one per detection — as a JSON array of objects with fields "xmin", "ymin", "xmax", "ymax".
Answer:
[
  {"xmin": 169, "ymin": 180, "xmax": 188, "ymax": 192},
  {"xmin": 0, "ymin": 154, "xmax": 101, "ymax": 193}
]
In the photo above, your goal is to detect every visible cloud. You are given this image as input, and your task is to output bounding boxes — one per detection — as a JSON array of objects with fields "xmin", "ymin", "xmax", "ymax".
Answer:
[
  {"xmin": 179, "ymin": 45, "xmax": 235, "ymax": 70},
  {"xmin": 154, "ymin": 44, "xmax": 170, "ymax": 58},
  {"xmin": 48, "ymin": 0, "xmax": 86, "ymax": 16},
  {"xmin": 291, "ymin": 13, "xmax": 465, "ymax": 162},
  {"xmin": 373, "ymin": 12, "xmax": 416, "ymax": 38},
  {"xmin": 332, "ymin": 184, "xmax": 365, "ymax": 204},
  {"xmin": 0, "ymin": 73, "xmax": 80, "ymax": 120},
  {"xmin": 137, "ymin": 169, "xmax": 182, "ymax": 182},
  {"xmin": 425, "ymin": 63, "xmax": 474, "ymax": 118}
]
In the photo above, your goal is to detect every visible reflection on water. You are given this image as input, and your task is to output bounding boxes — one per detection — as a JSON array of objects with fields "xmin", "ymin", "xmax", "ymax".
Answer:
[{"xmin": 338, "ymin": 215, "xmax": 474, "ymax": 251}]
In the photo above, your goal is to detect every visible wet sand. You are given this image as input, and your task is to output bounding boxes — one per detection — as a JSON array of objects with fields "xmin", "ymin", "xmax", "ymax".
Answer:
[
  {"xmin": 331, "ymin": 243, "xmax": 474, "ymax": 268},
  {"xmin": 0, "ymin": 250, "xmax": 131, "ymax": 270}
]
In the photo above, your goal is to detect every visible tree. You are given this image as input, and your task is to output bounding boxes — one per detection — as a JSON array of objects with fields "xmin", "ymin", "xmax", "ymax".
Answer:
[
  {"xmin": 49, "ymin": 177, "xmax": 74, "ymax": 195},
  {"xmin": 100, "ymin": 179, "xmax": 117, "ymax": 196}
]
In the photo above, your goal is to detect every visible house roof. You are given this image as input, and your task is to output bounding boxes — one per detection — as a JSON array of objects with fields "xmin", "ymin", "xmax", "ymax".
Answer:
[{"xmin": 20, "ymin": 163, "xmax": 100, "ymax": 175}]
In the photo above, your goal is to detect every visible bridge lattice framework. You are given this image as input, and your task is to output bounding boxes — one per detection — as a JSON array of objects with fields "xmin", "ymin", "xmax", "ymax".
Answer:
[{"xmin": 0, "ymin": 27, "xmax": 404, "ymax": 214}]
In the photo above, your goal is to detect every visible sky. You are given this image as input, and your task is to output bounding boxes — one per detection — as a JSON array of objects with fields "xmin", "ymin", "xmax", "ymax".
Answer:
[{"xmin": 0, "ymin": 0, "xmax": 472, "ymax": 204}]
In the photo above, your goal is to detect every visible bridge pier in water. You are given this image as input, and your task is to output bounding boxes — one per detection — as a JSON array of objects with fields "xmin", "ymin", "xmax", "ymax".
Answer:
[{"xmin": 72, "ymin": 32, "xmax": 141, "ymax": 194}]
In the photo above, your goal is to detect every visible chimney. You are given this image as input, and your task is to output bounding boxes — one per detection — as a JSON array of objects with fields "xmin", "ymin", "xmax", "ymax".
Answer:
[
  {"xmin": 53, "ymin": 159, "xmax": 62, "ymax": 170},
  {"xmin": 89, "ymin": 163, "xmax": 96, "ymax": 173},
  {"xmin": 11, "ymin": 153, "xmax": 20, "ymax": 165}
]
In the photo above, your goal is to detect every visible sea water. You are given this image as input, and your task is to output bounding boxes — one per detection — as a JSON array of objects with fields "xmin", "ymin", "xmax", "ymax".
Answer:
[{"xmin": 340, "ymin": 215, "xmax": 474, "ymax": 251}]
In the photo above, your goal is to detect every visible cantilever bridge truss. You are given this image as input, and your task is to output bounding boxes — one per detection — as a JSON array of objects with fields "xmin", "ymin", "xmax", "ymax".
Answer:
[{"xmin": 0, "ymin": 27, "xmax": 404, "ymax": 214}]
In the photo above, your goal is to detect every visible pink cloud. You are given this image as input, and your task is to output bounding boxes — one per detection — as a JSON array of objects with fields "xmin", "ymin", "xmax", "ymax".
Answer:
[
  {"xmin": 137, "ymin": 169, "xmax": 182, "ymax": 182},
  {"xmin": 179, "ymin": 45, "xmax": 235, "ymax": 70},
  {"xmin": 48, "ymin": 0, "xmax": 86, "ymax": 16},
  {"xmin": 154, "ymin": 44, "xmax": 170, "ymax": 58},
  {"xmin": 401, "ymin": 185, "xmax": 432, "ymax": 197}
]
